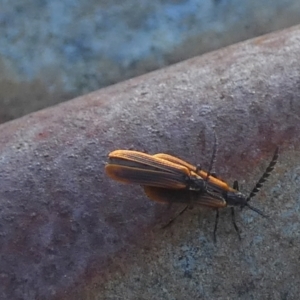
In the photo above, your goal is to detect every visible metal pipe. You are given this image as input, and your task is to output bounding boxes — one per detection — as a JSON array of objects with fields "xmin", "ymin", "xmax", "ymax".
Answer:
[{"xmin": 0, "ymin": 25, "xmax": 300, "ymax": 299}]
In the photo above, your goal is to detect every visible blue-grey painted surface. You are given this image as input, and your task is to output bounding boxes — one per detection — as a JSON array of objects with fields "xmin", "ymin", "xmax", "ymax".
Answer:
[{"xmin": 0, "ymin": 0, "xmax": 300, "ymax": 120}]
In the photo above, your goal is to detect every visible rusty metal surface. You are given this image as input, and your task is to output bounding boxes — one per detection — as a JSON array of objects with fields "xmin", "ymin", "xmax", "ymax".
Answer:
[{"xmin": 0, "ymin": 25, "xmax": 300, "ymax": 299}]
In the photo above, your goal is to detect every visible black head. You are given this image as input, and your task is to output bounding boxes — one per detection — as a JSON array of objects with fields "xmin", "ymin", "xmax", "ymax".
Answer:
[{"xmin": 225, "ymin": 186, "xmax": 268, "ymax": 218}]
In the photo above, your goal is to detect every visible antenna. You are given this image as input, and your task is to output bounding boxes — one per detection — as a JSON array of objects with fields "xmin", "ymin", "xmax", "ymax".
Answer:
[
  {"xmin": 205, "ymin": 132, "xmax": 218, "ymax": 181},
  {"xmin": 246, "ymin": 147, "xmax": 279, "ymax": 202},
  {"xmin": 245, "ymin": 202, "xmax": 269, "ymax": 218}
]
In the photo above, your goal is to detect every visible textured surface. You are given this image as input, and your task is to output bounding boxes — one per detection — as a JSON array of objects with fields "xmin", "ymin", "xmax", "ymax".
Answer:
[
  {"xmin": 1, "ymin": 0, "xmax": 300, "ymax": 122},
  {"xmin": 0, "ymin": 26, "xmax": 300, "ymax": 299}
]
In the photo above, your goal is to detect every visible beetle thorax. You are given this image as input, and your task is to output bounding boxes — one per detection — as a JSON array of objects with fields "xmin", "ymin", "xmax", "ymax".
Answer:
[{"xmin": 187, "ymin": 176, "xmax": 205, "ymax": 192}]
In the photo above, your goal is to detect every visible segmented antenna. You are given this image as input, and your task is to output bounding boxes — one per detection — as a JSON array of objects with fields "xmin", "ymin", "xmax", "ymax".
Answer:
[
  {"xmin": 245, "ymin": 203, "xmax": 269, "ymax": 218},
  {"xmin": 246, "ymin": 147, "xmax": 279, "ymax": 202},
  {"xmin": 205, "ymin": 132, "xmax": 218, "ymax": 181}
]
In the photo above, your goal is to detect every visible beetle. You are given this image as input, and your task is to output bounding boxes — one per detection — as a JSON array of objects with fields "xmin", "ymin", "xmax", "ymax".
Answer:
[{"xmin": 105, "ymin": 147, "xmax": 279, "ymax": 241}]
